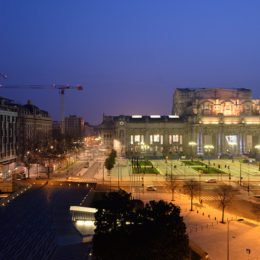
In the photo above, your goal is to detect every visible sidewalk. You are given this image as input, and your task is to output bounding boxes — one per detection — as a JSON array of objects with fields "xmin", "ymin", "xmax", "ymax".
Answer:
[{"xmin": 137, "ymin": 191, "xmax": 260, "ymax": 260}]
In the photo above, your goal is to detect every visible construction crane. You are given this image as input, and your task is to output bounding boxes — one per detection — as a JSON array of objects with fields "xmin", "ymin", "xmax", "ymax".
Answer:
[
  {"xmin": 0, "ymin": 73, "xmax": 8, "ymax": 79},
  {"xmin": 0, "ymin": 83, "xmax": 83, "ymax": 133}
]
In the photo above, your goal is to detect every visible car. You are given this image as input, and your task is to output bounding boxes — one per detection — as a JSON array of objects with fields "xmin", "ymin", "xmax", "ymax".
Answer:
[
  {"xmin": 146, "ymin": 186, "xmax": 157, "ymax": 191},
  {"xmin": 205, "ymin": 179, "xmax": 217, "ymax": 183}
]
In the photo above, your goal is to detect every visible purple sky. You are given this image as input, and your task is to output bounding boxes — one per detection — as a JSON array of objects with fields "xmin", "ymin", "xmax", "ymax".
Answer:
[{"xmin": 1, "ymin": 0, "xmax": 260, "ymax": 124}]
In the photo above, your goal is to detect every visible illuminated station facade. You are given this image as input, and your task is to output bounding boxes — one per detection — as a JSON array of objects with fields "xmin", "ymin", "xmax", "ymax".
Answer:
[{"xmin": 100, "ymin": 88, "xmax": 260, "ymax": 157}]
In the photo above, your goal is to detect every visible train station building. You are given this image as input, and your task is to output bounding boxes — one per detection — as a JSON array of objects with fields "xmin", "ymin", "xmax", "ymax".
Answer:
[{"xmin": 100, "ymin": 88, "xmax": 260, "ymax": 157}]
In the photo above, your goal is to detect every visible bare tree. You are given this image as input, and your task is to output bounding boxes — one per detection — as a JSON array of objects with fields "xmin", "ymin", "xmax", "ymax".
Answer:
[
  {"xmin": 166, "ymin": 174, "xmax": 178, "ymax": 201},
  {"xmin": 184, "ymin": 179, "xmax": 199, "ymax": 211},
  {"xmin": 214, "ymin": 184, "xmax": 234, "ymax": 223}
]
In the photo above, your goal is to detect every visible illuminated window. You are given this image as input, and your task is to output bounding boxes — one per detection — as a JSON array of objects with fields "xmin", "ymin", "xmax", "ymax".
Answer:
[
  {"xmin": 150, "ymin": 135, "xmax": 153, "ymax": 144},
  {"xmin": 172, "ymin": 135, "xmax": 179, "ymax": 142},
  {"xmin": 134, "ymin": 135, "xmax": 140, "ymax": 143},
  {"xmin": 225, "ymin": 135, "xmax": 237, "ymax": 145},
  {"xmin": 141, "ymin": 135, "xmax": 144, "ymax": 143},
  {"xmin": 169, "ymin": 135, "xmax": 172, "ymax": 144},
  {"xmin": 130, "ymin": 135, "xmax": 133, "ymax": 145},
  {"xmin": 180, "ymin": 135, "xmax": 183, "ymax": 144},
  {"xmin": 160, "ymin": 135, "xmax": 163, "ymax": 144},
  {"xmin": 154, "ymin": 135, "xmax": 160, "ymax": 142}
]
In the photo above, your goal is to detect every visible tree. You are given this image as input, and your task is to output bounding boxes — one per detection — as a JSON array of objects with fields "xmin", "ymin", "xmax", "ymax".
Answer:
[
  {"xmin": 23, "ymin": 151, "xmax": 38, "ymax": 179},
  {"xmin": 39, "ymin": 143, "xmax": 61, "ymax": 178},
  {"xmin": 93, "ymin": 190, "xmax": 189, "ymax": 260},
  {"xmin": 166, "ymin": 174, "xmax": 178, "ymax": 201},
  {"xmin": 105, "ymin": 157, "xmax": 114, "ymax": 176},
  {"xmin": 104, "ymin": 149, "xmax": 117, "ymax": 175},
  {"xmin": 214, "ymin": 184, "xmax": 234, "ymax": 223},
  {"xmin": 184, "ymin": 179, "xmax": 199, "ymax": 211}
]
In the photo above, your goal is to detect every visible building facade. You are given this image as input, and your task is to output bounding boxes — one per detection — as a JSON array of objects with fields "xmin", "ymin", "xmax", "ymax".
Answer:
[
  {"xmin": 65, "ymin": 115, "xmax": 84, "ymax": 137},
  {"xmin": 17, "ymin": 100, "xmax": 52, "ymax": 157},
  {"xmin": 0, "ymin": 97, "xmax": 18, "ymax": 169},
  {"xmin": 0, "ymin": 97, "xmax": 52, "ymax": 177},
  {"xmin": 100, "ymin": 88, "xmax": 260, "ymax": 157}
]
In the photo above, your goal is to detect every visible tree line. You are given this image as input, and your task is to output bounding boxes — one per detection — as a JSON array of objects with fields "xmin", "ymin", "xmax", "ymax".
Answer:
[
  {"xmin": 93, "ymin": 190, "xmax": 189, "ymax": 260},
  {"xmin": 18, "ymin": 129, "xmax": 85, "ymax": 178},
  {"xmin": 105, "ymin": 149, "xmax": 117, "ymax": 175}
]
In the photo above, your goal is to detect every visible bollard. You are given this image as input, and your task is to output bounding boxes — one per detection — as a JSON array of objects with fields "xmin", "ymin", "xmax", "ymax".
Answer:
[{"xmin": 202, "ymin": 212, "xmax": 204, "ymax": 216}]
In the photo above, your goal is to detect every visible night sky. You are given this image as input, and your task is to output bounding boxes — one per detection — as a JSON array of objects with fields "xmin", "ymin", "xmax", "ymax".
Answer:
[{"xmin": 1, "ymin": 0, "xmax": 260, "ymax": 124}]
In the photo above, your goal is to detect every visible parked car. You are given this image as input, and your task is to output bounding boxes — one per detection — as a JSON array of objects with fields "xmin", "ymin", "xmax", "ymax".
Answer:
[
  {"xmin": 205, "ymin": 179, "xmax": 217, "ymax": 183},
  {"xmin": 84, "ymin": 162, "xmax": 89, "ymax": 168},
  {"xmin": 146, "ymin": 186, "xmax": 157, "ymax": 191}
]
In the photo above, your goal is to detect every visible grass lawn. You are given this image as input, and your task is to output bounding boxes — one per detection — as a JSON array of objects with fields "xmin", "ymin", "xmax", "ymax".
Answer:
[
  {"xmin": 132, "ymin": 160, "xmax": 153, "ymax": 167},
  {"xmin": 62, "ymin": 161, "xmax": 76, "ymax": 170},
  {"xmin": 192, "ymin": 166, "xmax": 226, "ymax": 174},
  {"xmin": 132, "ymin": 159, "xmax": 160, "ymax": 174},
  {"xmin": 132, "ymin": 166, "xmax": 160, "ymax": 174},
  {"xmin": 182, "ymin": 160, "xmax": 206, "ymax": 166}
]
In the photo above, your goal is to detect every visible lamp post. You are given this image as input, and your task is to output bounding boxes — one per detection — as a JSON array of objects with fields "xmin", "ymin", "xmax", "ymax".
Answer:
[
  {"xmin": 239, "ymin": 162, "xmax": 242, "ymax": 186},
  {"xmin": 204, "ymin": 144, "xmax": 214, "ymax": 164},
  {"xmin": 254, "ymin": 144, "xmax": 260, "ymax": 171},
  {"xmin": 188, "ymin": 141, "xmax": 197, "ymax": 161}
]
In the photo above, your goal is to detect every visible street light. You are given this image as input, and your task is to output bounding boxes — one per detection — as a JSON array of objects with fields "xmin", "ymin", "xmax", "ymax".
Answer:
[
  {"xmin": 254, "ymin": 144, "xmax": 260, "ymax": 171},
  {"xmin": 204, "ymin": 144, "xmax": 214, "ymax": 164},
  {"xmin": 188, "ymin": 141, "xmax": 197, "ymax": 161}
]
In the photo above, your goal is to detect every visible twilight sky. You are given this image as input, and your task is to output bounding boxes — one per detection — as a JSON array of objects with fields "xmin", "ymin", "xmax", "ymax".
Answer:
[{"xmin": 1, "ymin": 0, "xmax": 260, "ymax": 124}]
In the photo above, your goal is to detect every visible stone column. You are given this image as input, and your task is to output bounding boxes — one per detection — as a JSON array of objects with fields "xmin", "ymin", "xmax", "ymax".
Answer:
[
  {"xmin": 217, "ymin": 131, "xmax": 222, "ymax": 155},
  {"xmin": 238, "ymin": 133, "xmax": 243, "ymax": 155},
  {"xmin": 144, "ymin": 131, "xmax": 149, "ymax": 145}
]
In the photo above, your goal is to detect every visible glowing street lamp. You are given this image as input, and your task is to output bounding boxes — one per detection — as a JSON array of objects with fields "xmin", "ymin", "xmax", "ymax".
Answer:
[
  {"xmin": 188, "ymin": 141, "xmax": 197, "ymax": 161},
  {"xmin": 204, "ymin": 144, "xmax": 214, "ymax": 164}
]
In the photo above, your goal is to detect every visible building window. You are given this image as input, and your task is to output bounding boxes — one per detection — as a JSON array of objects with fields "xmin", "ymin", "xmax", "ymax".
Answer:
[
  {"xmin": 130, "ymin": 135, "xmax": 133, "ymax": 145},
  {"xmin": 172, "ymin": 135, "xmax": 179, "ymax": 142},
  {"xmin": 169, "ymin": 135, "xmax": 172, "ymax": 144},
  {"xmin": 150, "ymin": 135, "xmax": 153, "ymax": 144},
  {"xmin": 134, "ymin": 135, "xmax": 140, "ymax": 143},
  {"xmin": 153, "ymin": 135, "xmax": 160, "ymax": 142}
]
